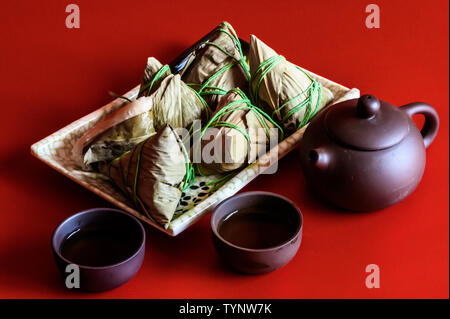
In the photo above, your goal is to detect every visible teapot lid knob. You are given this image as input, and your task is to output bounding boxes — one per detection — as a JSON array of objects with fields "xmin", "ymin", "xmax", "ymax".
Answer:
[{"xmin": 357, "ymin": 95, "xmax": 380, "ymax": 119}]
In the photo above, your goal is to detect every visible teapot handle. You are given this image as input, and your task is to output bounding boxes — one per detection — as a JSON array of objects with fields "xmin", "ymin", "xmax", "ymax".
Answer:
[{"xmin": 400, "ymin": 102, "xmax": 439, "ymax": 149}]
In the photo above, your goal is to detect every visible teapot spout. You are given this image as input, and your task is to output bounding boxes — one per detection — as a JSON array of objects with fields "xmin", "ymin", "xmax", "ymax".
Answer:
[{"xmin": 308, "ymin": 148, "xmax": 330, "ymax": 170}]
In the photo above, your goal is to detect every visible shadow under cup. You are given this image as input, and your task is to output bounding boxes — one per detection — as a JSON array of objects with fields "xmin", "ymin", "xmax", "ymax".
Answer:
[
  {"xmin": 211, "ymin": 192, "xmax": 303, "ymax": 275},
  {"xmin": 52, "ymin": 208, "xmax": 145, "ymax": 292}
]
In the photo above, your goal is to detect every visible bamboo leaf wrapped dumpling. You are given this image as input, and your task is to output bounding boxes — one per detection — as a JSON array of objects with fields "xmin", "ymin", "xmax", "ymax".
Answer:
[
  {"xmin": 100, "ymin": 124, "xmax": 192, "ymax": 228},
  {"xmin": 181, "ymin": 22, "xmax": 250, "ymax": 110},
  {"xmin": 249, "ymin": 35, "xmax": 334, "ymax": 133},
  {"xmin": 151, "ymin": 73, "xmax": 210, "ymax": 131},
  {"xmin": 73, "ymin": 96, "xmax": 155, "ymax": 169},
  {"xmin": 137, "ymin": 56, "xmax": 210, "ymax": 131},
  {"xmin": 193, "ymin": 89, "xmax": 282, "ymax": 175},
  {"xmin": 138, "ymin": 56, "xmax": 211, "ymax": 131}
]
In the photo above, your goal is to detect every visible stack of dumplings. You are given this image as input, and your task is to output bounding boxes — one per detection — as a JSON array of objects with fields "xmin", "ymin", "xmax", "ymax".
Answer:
[{"xmin": 73, "ymin": 22, "xmax": 335, "ymax": 227}]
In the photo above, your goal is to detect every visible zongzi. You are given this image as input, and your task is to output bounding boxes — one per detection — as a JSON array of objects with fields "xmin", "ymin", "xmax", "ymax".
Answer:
[
  {"xmin": 73, "ymin": 96, "xmax": 155, "ymax": 169},
  {"xmin": 100, "ymin": 124, "xmax": 190, "ymax": 228},
  {"xmin": 193, "ymin": 89, "xmax": 282, "ymax": 175},
  {"xmin": 181, "ymin": 22, "xmax": 250, "ymax": 110},
  {"xmin": 138, "ymin": 56, "xmax": 210, "ymax": 131},
  {"xmin": 249, "ymin": 35, "xmax": 334, "ymax": 133},
  {"xmin": 151, "ymin": 73, "xmax": 210, "ymax": 131}
]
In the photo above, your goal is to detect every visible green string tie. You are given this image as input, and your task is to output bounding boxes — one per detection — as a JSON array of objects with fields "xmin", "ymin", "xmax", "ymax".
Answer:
[{"xmin": 250, "ymin": 55, "xmax": 323, "ymax": 130}]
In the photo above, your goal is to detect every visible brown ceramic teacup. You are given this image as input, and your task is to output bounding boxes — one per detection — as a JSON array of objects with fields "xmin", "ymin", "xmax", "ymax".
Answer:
[
  {"xmin": 52, "ymin": 208, "xmax": 145, "ymax": 292},
  {"xmin": 211, "ymin": 192, "xmax": 303, "ymax": 274}
]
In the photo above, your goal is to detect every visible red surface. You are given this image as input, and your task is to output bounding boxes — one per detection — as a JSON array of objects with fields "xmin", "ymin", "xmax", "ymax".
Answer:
[{"xmin": 0, "ymin": 0, "xmax": 448, "ymax": 299}]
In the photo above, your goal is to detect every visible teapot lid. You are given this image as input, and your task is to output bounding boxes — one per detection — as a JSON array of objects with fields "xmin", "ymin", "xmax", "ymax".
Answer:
[{"xmin": 324, "ymin": 95, "xmax": 410, "ymax": 151}]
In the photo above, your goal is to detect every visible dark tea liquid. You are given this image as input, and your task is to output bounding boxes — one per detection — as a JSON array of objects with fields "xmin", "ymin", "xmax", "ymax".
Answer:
[
  {"xmin": 218, "ymin": 207, "xmax": 297, "ymax": 249},
  {"xmin": 60, "ymin": 227, "xmax": 141, "ymax": 267}
]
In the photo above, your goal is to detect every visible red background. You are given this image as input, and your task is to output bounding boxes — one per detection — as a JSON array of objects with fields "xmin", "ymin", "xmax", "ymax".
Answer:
[{"xmin": 0, "ymin": 0, "xmax": 448, "ymax": 299}]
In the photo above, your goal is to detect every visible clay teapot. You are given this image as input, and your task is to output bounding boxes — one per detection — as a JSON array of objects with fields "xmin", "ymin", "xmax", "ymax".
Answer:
[{"xmin": 299, "ymin": 94, "xmax": 439, "ymax": 211}]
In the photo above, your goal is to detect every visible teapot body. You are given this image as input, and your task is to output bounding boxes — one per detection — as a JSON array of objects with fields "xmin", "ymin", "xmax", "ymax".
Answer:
[{"xmin": 299, "ymin": 96, "xmax": 438, "ymax": 211}]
